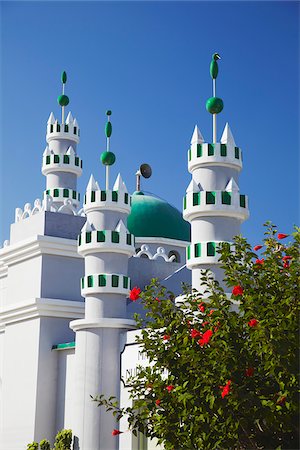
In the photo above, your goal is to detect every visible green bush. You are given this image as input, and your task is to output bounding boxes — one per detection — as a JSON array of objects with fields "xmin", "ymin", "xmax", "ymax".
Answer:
[
  {"xmin": 53, "ymin": 429, "xmax": 72, "ymax": 450},
  {"xmin": 27, "ymin": 443, "xmax": 38, "ymax": 450},
  {"xmin": 39, "ymin": 439, "xmax": 51, "ymax": 450}
]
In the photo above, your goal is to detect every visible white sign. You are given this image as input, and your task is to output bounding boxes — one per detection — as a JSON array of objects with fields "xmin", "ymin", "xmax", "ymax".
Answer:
[{"xmin": 120, "ymin": 330, "xmax": 149, "ymax": 387}]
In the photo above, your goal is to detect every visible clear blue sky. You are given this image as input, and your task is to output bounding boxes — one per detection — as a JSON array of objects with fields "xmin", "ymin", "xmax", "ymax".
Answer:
[{"xmin": 1, "ymin": 1, "xmax": 299, "ymax": 245}]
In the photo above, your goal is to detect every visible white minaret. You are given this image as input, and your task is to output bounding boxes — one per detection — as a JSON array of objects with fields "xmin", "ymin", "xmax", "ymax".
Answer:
[
  {"xmin": 183, "ymin": 54, "xmax": 249, "ymax": 292},
  {"xmin": 70, "ymin": 112, "xmax": 135, "ymax": 450},
  {"xmin": 42, "ymin": 72, "xmax": 82, "ymax": 209}
]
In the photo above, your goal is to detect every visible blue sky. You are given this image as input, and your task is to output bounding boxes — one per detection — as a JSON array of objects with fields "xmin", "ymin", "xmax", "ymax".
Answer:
[{"xmin": 1, "ymin": 1, "xmax": 299, "ymax": 245}]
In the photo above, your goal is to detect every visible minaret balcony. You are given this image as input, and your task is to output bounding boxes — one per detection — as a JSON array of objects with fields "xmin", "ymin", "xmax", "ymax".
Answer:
[
  {"xmin": 84, "ymin": 190, "xmax": 131, "ymax": 215},
  {"xmin": 186, "ymin": 240, "xmax": 231, "ymax": 268},
  {"xmin": 44, "ymin": 188, "xmax": 80, "ymax": 206},
  {"xmin": 46, "ymin": 123, "xmax": 80, "ymax": 144},
  {"xmin": 42, "ymin": 153, "xmax": 82, "ymax": 177},
  {"xmin": 78, "ymin": 230, "xmax": 135, "ymax": 257},
  {"xmin": 183, "ymin": 190, "xmax": 249, "ymax": 222},
  {"xmin": 188, "ymin": 143, "xmax": 243, "ymax": 172},
  {"xmin": 81, "ymin": 273, "xmax": 131, "ymax": 296}
]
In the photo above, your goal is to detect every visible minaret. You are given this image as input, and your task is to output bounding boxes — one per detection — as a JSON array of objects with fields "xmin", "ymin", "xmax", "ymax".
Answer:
[
  {"xmin": 70, "ymin": 112, "xmax": 135, "ymax": 450},
  {"xmin": 42, "ymin": 71, "xmax": 82, "ymax": 209},
  {"xmin": 183, "ymin": 54, "xmax": 249, "ymax": 292}
]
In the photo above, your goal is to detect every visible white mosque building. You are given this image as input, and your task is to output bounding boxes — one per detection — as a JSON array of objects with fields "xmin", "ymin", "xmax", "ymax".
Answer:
[{"xmin": 0, "ymin": 56, "xmax": 249, "ymax": 450}]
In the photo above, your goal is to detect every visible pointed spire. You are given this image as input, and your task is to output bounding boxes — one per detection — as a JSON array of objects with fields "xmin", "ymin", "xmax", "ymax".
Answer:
[
  {"xmin": 115, "ymin": 220, "xmax": 128, "ymax": 233},
  {"xmin": 190, "ymin": 125, "xmax": 204, "ymax": 145},
  {"xmin": 225, "ymin": 177, "xmax": 239, "ymax": 192},
  {"xmin": 221, "ymin": 123, "xmax": 236, "ymax": 146},
  {"xmin": 66, "ymin": 146, "xmax": 75, "ymax": 156},
  {"xmin": 47, "ymin": 112, "xmax": 55, "ymax": 124},
  {"xmin": 73, "ymin": 118, "xmax": 79, "ymax": 127},
  {"xmin": 113, "ymin": 173, "xmax": 128, "ymax": 192},
  {"xmin": 186, "ymin": 179, "xmax": 200, "ymax": 193},
  {"xmin": 86, "ymin": 174, "xmax": 100, "ymax": 191},
  {"xmin": 81, "ymin": 220, "xmax": 92, "ymax": 233},
  {"xmin": 65, "ymin": 112, "xmax": 74, "ymax": 124},
  {"xmin": 43, "ymin": 146, "xmax": 51, "ymax": 156}
]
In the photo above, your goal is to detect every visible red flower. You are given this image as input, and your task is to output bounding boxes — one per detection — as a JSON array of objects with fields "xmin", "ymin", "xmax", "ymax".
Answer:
[
  {"xmin": 155, "ymin": 297, "xmax": 161, "ymax": 303},
  {"xmin": 166, "ymin": 385, "xmax": 174, "ymax": 392},
  {"xmin": 112, "ymin": 429, "xmax": 123, "ymax": 436},
  {"xmin": 253, "ymin": 245, "xmax": 263, "ymax": 251},
  {"xmin": 208, "ymin": 309, "xmax": 214, "ymax": 316},
  {"xmin": 163, "ymin": 334, "xmax": 170, "ymax": 340},
  {"xmin": 220, "ymin": 380, "xmax": 231, "ymax": 398},
  {"xmin": 283, "ymin": 261, "xmax": 290, "ymax": 269},
  {"xmin": 278, "ymin": 233, "xmax": 288, "ymax": 240},
  {"xmin": 155, "ymin": 399, "xmax": 161, "ymax": 406},
  {"xmin": 129, "ymin": 287, "xmax": 141, "ymax": 301},
  {"xmin": 248, "ymin": 319, "xmax": 258, "ymax": 328},
  {"xmin": 198, "ymin": 302, "xmax": 205, "ymax": 312},
  {"xmin": 282, "ymin": 255, "xmax": 292, "ymax": 261},
  {"xmin": 198, "ymin": 329, "xmax": 213, "ymax": 347},
  {"xmin": 202, "ymin": 321, "xmax": 209, "ymax": 327},
  {"xmin": 255, "ymin": 258, "xmax": 264, "ymax": 265},
  {"xmin": 245, "ymin": 367, "xmax": 254, "ymax": 377},
  {"xmin": 277, "ymin": 396, "xmax": 286, "ymax": 405},
  {"xmin": 190, "ymin": 328, "xmax": 201, "ymax": 339},
  {"xmin": 232, "ymin": 285, "xmax": 243, "ymax": 296}
]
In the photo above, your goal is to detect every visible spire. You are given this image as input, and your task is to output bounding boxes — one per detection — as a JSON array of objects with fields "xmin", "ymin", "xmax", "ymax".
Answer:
[
  {"xmin": 190, "ymin": 125, "xmax": 204, "ymax": 145},
  {"xmin": 206, "ymin": 53, "xmax": 224, "ymax": 143},
  {"xmin": 225, "ymin": 177, "xmax": 239, "ymax": 192},
  {"xmin": 57, "ymin": 71, "xmax": 69, "ymax": 124},
  {"xmin": 65, "ymin": 112, "xmax": 74, "ymax": 124},
  {"xmin": 100, "ymin": 111, "xmax": 116, "ymax": 190},
  {"xmin": 81, "ymin": 220, "xmax": 92, "ymax": 233},
  {"xmin": 113, "ymin": 173, "xmax": 128, "ymax": 192},
  {"xmin": 66, "ymin": 146, "xmax": 75, "ymax": 156},
  {"xmin": 43, "ymin": 146, "xmax": 51, "ymax": 156},
  {"xmin": 73, "ymin": 118, "xmax": 79, "ymax": 128},
  {"xmin": 186, "ymin": 179, "xmax": 201, "ymax": 193},
  {"xmin": 115, "ymin": 220, "xmax": 128, "ymax": 233},
  {"xmin": 47, "ymin": 112, "xmax": 55, "ymax": 124},
  {"xmin": 221, "ymin": 123, "xmax": 236, "ymax": 147},
  {"xmin": 86, "ymin": 174, "xmax": 100, "ymax": 192}
]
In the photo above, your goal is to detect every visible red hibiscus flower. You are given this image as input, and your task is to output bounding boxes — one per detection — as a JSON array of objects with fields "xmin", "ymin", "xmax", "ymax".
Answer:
[
  {"xmin": 277, "ymin": 396, "xmax": 286, "ymax": 405},
  {"xmin": 129, "ymin": 287, "xmax": 141, "ymax": 301},
  {"xmin": 282, "ymin": 255, "xmax": 292, "ymax": 261},
  {"xmin": 202, "ymin": 321, "xmax": 209, "ymax": 327},
  {"xmin": 283, "ymin": 261, "xmax": 290, "ymax": 269},
  {"xmin": 198, "ymin": 329, "xmax": 213, "ymax": 347},
  {"xmin": 278, "ymin": 233, "xmax": 289, "ymax": 240},
  {"xmin": 163, "ymin": 334, "xmax": 171, "ymax": 340},
  {"xmin": 253, "ymin": 245, "xmax": 263, "ymax": 251},
  {"xmin": 198, "ymin": 302, "xmax": 205, "ymax": 312},
  {"xmin": 245, "ymin": 367, "xmax": 254, "ymax": 377},
  {"xmin": 232, "ymin": 285, "xmax": 243, "ymax": 296},
  {"xmin": 155, "ymin": 297, "xmax": 161, "ymax": 303},
  {"xmin": 166, "ymin": 385, "xmax": 174, "ymax": 392},
  {"xmin": 208, "ymin": 309, "xmax": 214, "ymax": 316},
  {"xmin": 255, "ymin": 258, "xmax": 264, "ymax": 265},
  {"xmin": 248, "ymin": 319, "xmax": 258, "ymax": 328},
  {"xmin": 155, "ymin": 399, "xmax": 161, "ymax": 406},
  {"xmin": 190, "ymin": 328, "xmax": 201, "ymax": 339},
  {"xmin": 220, "ymin": 380, "xmax": 231, "ymax": 398},
  {"xmin": 112, "ymin": 429, "xmax": 123, "ymax": 436}
]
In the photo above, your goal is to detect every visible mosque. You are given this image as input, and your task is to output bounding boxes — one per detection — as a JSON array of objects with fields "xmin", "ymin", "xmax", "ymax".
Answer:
[{"xmin": 0, "ymin": 55, "xmax": 249, "ymax": 450}]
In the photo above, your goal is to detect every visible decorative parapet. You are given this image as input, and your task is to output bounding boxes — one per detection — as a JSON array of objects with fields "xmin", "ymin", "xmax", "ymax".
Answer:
[
  {"xmin": 14, "ymin": 195, "xmax": 86, "ymax": 223},
  {"xmin": 42, "ymin": 151, "xmax": 82, "ymax": 177},
  {"xmin": 134, "ymin": 244, "xmax": 177, "ymax": 262},
  {"xmin": 84, "ymin": 189, "xmax": 131, "ymax": 214},
  {"xmin": 78, "ymin": 229, "xmax": 135, "ymax": 257},
  {"xmin": 44, "ymin": 188, "xmax": 80, "ymax": 207},
  {"xmin": 186, "ymin": 240, "xmax": 232, "ymax": 267},
  {"xmin": 183, "ymin": 190, "xmax": 249, "ymax": 221},
  {"xmin": 46, "ymin": 113, "xmax": 80, "ymax": 144},
  {"xmin": 81, "ymin": 273, "xmax": 130, "ymax": 296},
  {"xmin": 188, "ymin": 142, "xmax": 242, "ymax": 172}
]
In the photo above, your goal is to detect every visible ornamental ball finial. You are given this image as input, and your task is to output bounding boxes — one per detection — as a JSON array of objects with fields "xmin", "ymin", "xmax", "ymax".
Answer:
[
  {"xmin": 106, "ymin": 110, "xmax": 112, "ymax": 116},
  {"xmin": 101, "ymin": 151, "xmax": 116, "ymax": 166},
  {"xmin": 206, "ymin": 97, "xmax": 224, "ymax": 114},
  {"xmin": 58, "ymin": 94, "xmax": 69, "ymax": 107},
  {"xmin": 61, "ymin": 71, "xmax": 67, "ymax": 84}
]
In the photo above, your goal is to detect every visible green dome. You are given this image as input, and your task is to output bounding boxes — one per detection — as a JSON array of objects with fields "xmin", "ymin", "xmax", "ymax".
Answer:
[{"xmin": 127, "ymin": 192, "xmax": 190, "ymax": 242}]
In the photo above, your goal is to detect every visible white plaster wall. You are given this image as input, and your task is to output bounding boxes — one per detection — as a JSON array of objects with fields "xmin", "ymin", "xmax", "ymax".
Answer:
[
  {"xmin": 192, "ymin": 166, "xmax": 239, "ymax": 191},
  {"xmin": 6, "ymin": 256, "xmax": 42, "ymax": 306},
  {"xmin": 55, "ymin": 348, "xmax": 75, "ymax": 432},
  {"xmin": 46, "ymin": 172, "xmax": 77, "ymax": 191},
  {"xmin": 0, "ymin": 329, "xmax": 4, "ymax": 447},
  {"xmin": 191, "ymin": 217, "xmax": 241, "ymax": 241}
]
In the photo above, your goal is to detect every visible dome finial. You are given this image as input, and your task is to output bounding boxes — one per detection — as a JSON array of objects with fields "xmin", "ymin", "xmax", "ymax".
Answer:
[
  {"xmin": 57, "ymin": 71, "xmax": 69, "ymax": 124},
  {"xmin": 206, "ymin": 53, "xmax": 223, "ymax": 143},
  {"xmin": 101, "ymin": 110, "xmax": 116, "ymax": 190}
]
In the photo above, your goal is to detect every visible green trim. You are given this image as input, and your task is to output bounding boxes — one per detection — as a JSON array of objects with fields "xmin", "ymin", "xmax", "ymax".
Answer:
[
  {"xmin": 206, "ymin": 191, "xmax": 216, "ymax": 204},
  {"xmin": 188, "ymin": 149, "xmax": 192, "ymax": 161},
  {"xmin": 86, "ymin": 232, "xmax": 92, "ymax": 244},
  {"xmin": 75, "ymin": 157, "xmax": 79, "ymax": 166},
  {"xmin": 123, "ymin": 276, "xmax": 129, "ymax": 289},
  {"xmin": 63, "ymin": 189, "xmax": 69, "ymax": 198},
  {"xmin": 111, "ymin": 231, "xmax": 120, "ymax": 243},
  {"xmin": 54, "ymin": 155, "xmax": 60, "ymax": 163},
  {"xmin": 124, "ymin": 193, "xmax": 129, "ymax": 204},
  {"xmin": 64, "ymin": 124, "xmax": 69, "ymax": 132},
  {"xmin": 193, "ymin": 192, "xmax": 200, "ymax": 206},
  {"xmin": 112, "ymin": 275, "xmax": 119, "ymax": 287},
  {"xmin": 221, "ymin": 191, "xmax": 231, "ymax": 205},
  {"xmin": 72, "ymin": 191, "xmax": 76, "ymax": 200},
  {"xmin": 91, "ymin": 191, "xmax": 96, "ymax": 202},
  {"xmin": 112, "ymin": 191, "xmax": 118, "ymax": 202},
  {"xmin": 187, "ymin": 245, "xmax": 191, "ymax": 260},
  {"xmin": 54, "ymin": 189, "xmax": 59, "ymax": 197},
  {"xmin": 183, "ymin": 196, "xmax": 187, "ymax": 210},
  {"xmin": 87, "ymin": 275, "xmax": 94, "ymax": 288},
  {"xmin": 207, "ymin": 242, "xmax": 216, "ymax": 256},
  {"xmin": 101, "ymin": 190, "xmax": 107, "ymax": 201},
  {"xmin": 126, "ymin": 233, "xmax": 132, "ymax": 245},
  {"xmin": 235, "ymin": 147, "xmax": 240, "ymax": 159},
  {"xmin": 52, "ymin": 341, "xmax": 75, "ymax": 350},
  {"xmin": 197, "ymin": 144, "xmax": 202, "ymax": 157},
  {"xmin": 50, "ymin": 124, "xmax": 53, "ymax": 133},
  {"xmin": 208, "ymin": 144, "xmax": 214, "ymax": 156},
  {"xmin": 240, "ymin": 194, "xmax": 246, "ymax": 208},
  {"xmin": 46, "ymin": 155, "xmax": 50, "ymax": 164},
  {"xmin": 78, "ymin": 235, "xmax": 82, "ymax": 246},
  {"xmin": 97, "ymin": 231, "xmax": 106, "ymax": 242},
  {"xmin": 194, "ymin": 243, "xmax": 201, "ymax": 257},
  {"xmin": 63, "ymin": 155, "xmax": 69, "ymax": 164},
  {"xmin": 220, "ymin": 144, "xmax": 227, "ymax": 156},
  {"xmin": 98, "ymin": 274, "xmax": 106, "ymax": 287}
]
